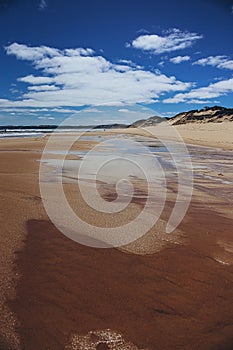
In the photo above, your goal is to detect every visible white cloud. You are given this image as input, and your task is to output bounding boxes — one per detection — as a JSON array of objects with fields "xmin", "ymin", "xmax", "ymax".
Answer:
[
  {"xmin": 28, "ymin": 85, "xmax": 59, "ymax": 91},
  {"xmin": 170, "ymin": 55, "xmax": 190, "ymax": 64},
  {"xmin": 38, "ymin": 116, "xmax": 55, "ymax": 120},
  {"xmin": 118, "ymin": 108, "xmax": 138, "ymax": 114},
  {"xmin": 39, "ymin": 0, "xmax": 47, "ymax": 10},
  {"xmin": 158, "ymin": 61, "xmax": 164, "ymax": 67},
  {"xmin": 50, "ymin": 108, "xmax": 80, "ymax": 113},
  {"xmin": 163, "ymin": 77, "xmax": 233, "ymax": 103},
  {"xmin": 117, "ymin": 59, "xmax": 142, "ymax": 69},
  {"xmin": 65, "ymin": 48, "xmax": 95, "ymax": 56},
  {"xmin": 0, "ymin": 108, "xmax": 48, "ymax": 113},
  {"xmin": 184, "ymin": 99, "xmax": 214, "ymax": 104},
  {"xmin": 81, "ymin": 108, "xmax": 102, "ymax": 113},
  {"xmin": 128, "ymin": 29, "xmax": 202, "ymax": 54},
  {"xmin": 193, "ymin": 55, "xmax": 233, "ymax": 70},
  {"xmin": 18, "ymin": 75, "xmax": 54, "ymax": 85},
  {"xmin": 5, "ymin": 43, "xmax": 60, "ymax": 61},
  {"xmin": 6, "ymin": 44, "xmax": 95, "ymax": 64},
  {"xmin": 0, "ymin": 107, "xmax": 80, "ymax": 114},
  {"xmin": 136, "ymin": 28, "xmax": 150, "ymax": 34},
  {"xmin": 71, "ymin": 105, "xmax": 157, "ymax": 125},
  {"xmin": 1, "ymin": 42, "xmax": 192, "ymax": 108}
]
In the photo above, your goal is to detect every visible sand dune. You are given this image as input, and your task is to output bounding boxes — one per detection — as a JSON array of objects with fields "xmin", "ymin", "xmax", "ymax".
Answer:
[{"xmin": 173, "ymin": 122, "xmax": 233, "ymax": 150}]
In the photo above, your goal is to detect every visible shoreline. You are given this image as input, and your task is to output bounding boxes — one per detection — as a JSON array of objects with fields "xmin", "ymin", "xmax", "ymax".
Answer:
[
  {"xmin": 0, "ymin": 128, "xmax": 233, "ymax": 349},
  {"xmin": 1, "ymin": 120, "xmax": 233, "ymax": 151}
]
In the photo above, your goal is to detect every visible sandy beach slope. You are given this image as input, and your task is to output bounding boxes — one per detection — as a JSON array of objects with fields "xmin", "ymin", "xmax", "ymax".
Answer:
[
  {"xmin": 173, "ymin": 122, "xmax": 233, "ymax": 150},
  {"xmin": 101, "ymin": 121, "xmax": 233, "ymax": 150}
]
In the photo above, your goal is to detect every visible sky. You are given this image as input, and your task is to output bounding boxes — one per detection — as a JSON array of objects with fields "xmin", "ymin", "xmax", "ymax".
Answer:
[{"xmin": 0, "ymin": 0, "xmax": 232, "ymax": 125}]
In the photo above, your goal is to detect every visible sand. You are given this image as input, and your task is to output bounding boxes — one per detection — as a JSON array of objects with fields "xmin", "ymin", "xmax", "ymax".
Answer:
[
  {"xmin": 173, "ymin": 122, "xmax": 233, "ymax": 150},
  {"xmin": 0, "ymin": 124, "xmax": 233, "ymax": 349},
  {"xmin": 97, "ymin": 121, "xmax": 233, "ymax": 150}
]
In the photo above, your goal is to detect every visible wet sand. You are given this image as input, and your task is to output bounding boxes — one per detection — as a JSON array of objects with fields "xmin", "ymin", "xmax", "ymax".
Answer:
[
  {"xmin": 0, "ymin": 130, "xmax": 233, "ymax": 349},
  {"xmin": 13, "ymin": 211, "xmax": 233, "ymax": 350}
]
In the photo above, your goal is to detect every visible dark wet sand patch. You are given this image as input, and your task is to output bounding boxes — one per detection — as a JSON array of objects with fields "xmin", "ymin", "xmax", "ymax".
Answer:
[{"xmin": 11, "ymin": 215, "xmax": 233, "ymax": 350}]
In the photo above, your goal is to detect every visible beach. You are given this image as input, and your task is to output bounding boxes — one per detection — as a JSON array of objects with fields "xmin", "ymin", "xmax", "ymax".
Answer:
[
  {"xmin": 173, "ymin": 122, "xmax": 233, "ymax": 150},
  {"xmin": 0, "ymin": 125, "xmax": 233, "ymax": 350}
]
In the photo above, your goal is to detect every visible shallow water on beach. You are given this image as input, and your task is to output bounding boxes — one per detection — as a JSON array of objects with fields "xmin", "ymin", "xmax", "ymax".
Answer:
[
  {"xmin": 40, "ymin": 132, "xmax": 233, "ymax": 257},
  {"xmin": 42, "ymin": 133, "xmax": 233, "ymax": 195},
  {"xmin": 40, "ymin": 132, "xmax": 233, "ymax": 231},
  {"xmin": 42, "ymin": 133, "xmax": 182, "ymax": 183}
]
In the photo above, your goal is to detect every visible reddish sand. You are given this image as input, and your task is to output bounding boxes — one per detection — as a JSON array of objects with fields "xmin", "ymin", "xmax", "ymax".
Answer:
[
  {"xmin": 12, "ymin": 210, "xmax": 233, "ymax": 350},
  {"xmin": 0, "ymin": 134, "xmax": 233, "ymax": 349}
]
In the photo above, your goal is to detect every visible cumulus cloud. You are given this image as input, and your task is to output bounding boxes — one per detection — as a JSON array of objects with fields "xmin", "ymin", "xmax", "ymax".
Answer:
[
  {"xmin": 1, "ymin": 42, "xmax": 192, "ymax": 108},
  {"xmin": 193, "ymin": 55, "xmax": 233, "ymax": 70},
  {"xmin": 163, "ymin": 78, "xmax": 233, "ymax": 103},
  {"xmin": 5, "ymin": 43, "xmax": 95, "ymax": 62},
  {"xmin": 5, "ymin": 43, "xmax": 61, "ymax": 61},
  {"xmin": 128, "ymin": 29, "xmax": 202, "ymax": 54},
  {"xmin": 170, "ymin": 55, "xmax": 190, "ymax": 64}
]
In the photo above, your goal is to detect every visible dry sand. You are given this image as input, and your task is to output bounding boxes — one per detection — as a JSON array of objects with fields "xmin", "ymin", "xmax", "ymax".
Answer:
[
  {"xmin": 100, "ymin": 121, "xmax": 233, "ymax": 150},
  {"xmin": 0, "ymin": 125, "xmax": 233, "ymax": 349},
  {"xmin": 173, "ymin": 121, "xmax": 233, "ymax": 150}
]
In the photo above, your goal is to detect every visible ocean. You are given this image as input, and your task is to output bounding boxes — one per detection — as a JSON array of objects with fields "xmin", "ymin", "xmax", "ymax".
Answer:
[{"xmin": 0, "ymin": 127, "xmax": 94, "ymax": 138}]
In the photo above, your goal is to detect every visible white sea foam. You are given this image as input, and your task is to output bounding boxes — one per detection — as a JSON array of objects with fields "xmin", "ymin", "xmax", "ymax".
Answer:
[{"xmin": 0, "ymin": 132, "xmax": 45, "ymax": 138}]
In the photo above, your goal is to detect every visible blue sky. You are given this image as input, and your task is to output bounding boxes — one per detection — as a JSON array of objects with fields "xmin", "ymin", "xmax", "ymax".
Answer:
[{"xmin": 0, "ymin": 0, "xmax": 232, "ymax": 125}]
